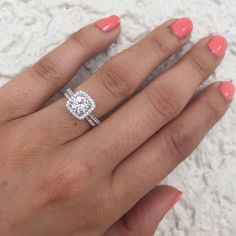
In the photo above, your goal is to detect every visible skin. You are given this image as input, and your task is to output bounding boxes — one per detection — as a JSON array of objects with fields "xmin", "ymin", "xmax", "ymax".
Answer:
[{"xmin": 0, "ymin": 18, "xmax": 232, "ymax": 236}]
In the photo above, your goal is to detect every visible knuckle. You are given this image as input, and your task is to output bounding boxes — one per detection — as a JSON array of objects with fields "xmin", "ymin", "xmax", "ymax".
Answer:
[
  {"xmin": 71, "ymin": 28, "xmax": 89, "ymax": 50},
  {"xmin": 167, "ymin": 124, "xmax": 196, "ymax": 162},
  {"xmin": 145, "ymin": 85, "xmax": 181, "ymax": 121},
  {"xmin": 40, "ymin": 165, "xmax": 78, "ymax": 203},
  {"xmin": 201, "ymin": 94, "xmax": 222, "ymax": 121},
  {"xmin": 32, "ymin": 57, "xmax": 64, "ymax": 86},
  {"xmin": 40, "ymin": 160, "xmax": 96, "ymax": 203},
  {"xmin": 188, "ymin": 54, "xmax": 212, "ymax": 78},
  {"xmin": 100, "ymin": 62, "xmax": 134, "ymax": 98},
  {"xmin": 149, "ymin": 35, "xmax": 173, "ymax": 56}
]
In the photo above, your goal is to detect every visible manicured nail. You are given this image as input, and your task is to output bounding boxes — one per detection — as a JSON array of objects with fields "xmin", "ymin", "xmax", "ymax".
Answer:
[
  {"xmin": 208, "ymin": 36, "xmax": 228, "ymax": 58},
  {"xmin": 220, "ymin": 82, "xmax": 235, "ymax": 101},
  {"xmin": 172, "ymin": 18, "xmax": 193, "ymax": 39},
  {"xmin": 166, "ymin": 192, "xmax": 183, "ymax": 213},
  {"xmin": 96, "ymin": 15, "xmax": 120, "ymax": 32}
]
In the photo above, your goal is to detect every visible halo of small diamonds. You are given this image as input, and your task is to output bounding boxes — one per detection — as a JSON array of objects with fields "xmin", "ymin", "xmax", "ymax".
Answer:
[{"xmin": 66, "ymin": 90, "xmax": 96, "ymax": 120}]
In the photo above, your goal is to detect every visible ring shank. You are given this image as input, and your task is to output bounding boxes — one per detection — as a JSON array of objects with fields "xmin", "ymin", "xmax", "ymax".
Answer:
[{"xmin": 86, "ymin": 114, "xmax": 101, "ymax": 127}]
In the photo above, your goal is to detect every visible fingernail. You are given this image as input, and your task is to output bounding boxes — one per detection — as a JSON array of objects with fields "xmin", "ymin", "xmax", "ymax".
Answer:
[
  {"xmin": 96, "ymin": 15, "xmax": 121, "ymax": 32},
  {"xmin": 220, "ymin": 82, "xmax": 235, "ymax": 101},
  {"xmin": 172, "ymin": 18, "xmax": 193, "ymax": 39},
  {"xmin": 208, "ymin": 36, "xmax": 228, "ymax": 58},
  {"xmin": 166, "ymin": 192, "xmax": 183, "ymax": 213}
]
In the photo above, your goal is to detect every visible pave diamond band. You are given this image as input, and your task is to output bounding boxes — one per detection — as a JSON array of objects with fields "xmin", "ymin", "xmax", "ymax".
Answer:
[{"xmin": 64, "ymin": 88, "xmax": 101, "ymax": 127}]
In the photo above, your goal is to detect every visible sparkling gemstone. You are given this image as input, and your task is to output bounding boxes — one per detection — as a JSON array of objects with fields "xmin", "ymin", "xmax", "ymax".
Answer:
[{"xmin": 66, "ymin": 91, "xmax": 95, "ymax": 120}]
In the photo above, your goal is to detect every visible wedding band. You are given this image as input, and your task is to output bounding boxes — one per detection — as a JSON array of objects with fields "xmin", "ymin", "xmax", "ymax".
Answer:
[{"xmin": 64, "ymin": 88, "xmax": 101, "ymax": 127}]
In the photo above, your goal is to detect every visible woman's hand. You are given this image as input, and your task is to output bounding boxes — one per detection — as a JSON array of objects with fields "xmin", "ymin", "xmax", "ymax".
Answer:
[{"xmin": 0, "ymin": 16, "xmax": 234, "ymax": 236}]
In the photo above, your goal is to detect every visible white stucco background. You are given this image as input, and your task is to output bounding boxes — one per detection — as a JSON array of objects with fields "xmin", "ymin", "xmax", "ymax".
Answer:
[{"xmin": 0, "ymin": 0, "xmax": 235, "ymax": 235}]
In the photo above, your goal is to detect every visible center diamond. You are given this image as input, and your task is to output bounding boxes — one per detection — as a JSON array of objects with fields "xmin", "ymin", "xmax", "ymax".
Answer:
[{"xmin": 66, "ymin": 91, "xmax": 96, "ymax": 120}]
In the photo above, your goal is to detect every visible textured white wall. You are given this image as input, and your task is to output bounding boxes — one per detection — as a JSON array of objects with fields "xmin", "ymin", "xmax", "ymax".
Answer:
[{"xmin": 0, "ymin": 0, "xmax": 235, "ymax": 235}]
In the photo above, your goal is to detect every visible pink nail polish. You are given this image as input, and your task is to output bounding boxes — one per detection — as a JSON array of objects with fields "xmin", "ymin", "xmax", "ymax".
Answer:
[
  {"xmin": 172, "ymin": 18, "xmax": 193, "ymax": 39},
  {"xmin": 167, "ymin": 192, "xmax": 182, "ymax": 213},
  {"xmin": 220, "ymin": 82, "xmax": 235, "ymax": 101},
  {"xmin": 208, "ymin": 36, "xmax": 228, "ymax": 58},
  {"xmin": 96, "ymin": 15, "xmax": 120, "ymax": 32}
]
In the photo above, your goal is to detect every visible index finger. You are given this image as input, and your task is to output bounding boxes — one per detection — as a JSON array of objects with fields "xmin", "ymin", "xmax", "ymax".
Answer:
[{"xmin": 0, "ymin": 16, "xmax": 121, "ymax": 123}]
